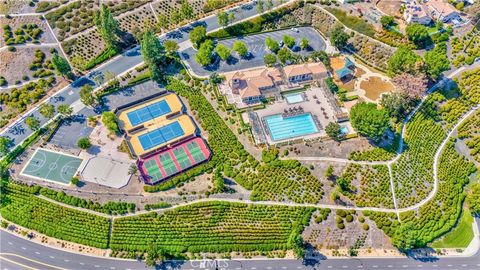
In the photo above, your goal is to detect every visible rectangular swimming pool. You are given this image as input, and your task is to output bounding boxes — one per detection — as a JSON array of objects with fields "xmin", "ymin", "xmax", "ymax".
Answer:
[
  {"xmin": 264, "ymin": 113, "xmax": 319, "ymax": 141},
  {"xmin": 284, "ymin": 92, "xmax": 304, "ymax": 104}
]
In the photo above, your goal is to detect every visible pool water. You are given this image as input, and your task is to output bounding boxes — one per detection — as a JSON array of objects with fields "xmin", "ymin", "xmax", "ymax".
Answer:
[
  {"xmin": 284, "ymin": 93, "xmax": 304, "ymax": 104},
  {"xmin": 340, "ymin": 125, "xmax": 349, "ymax": 134},
  {"xmin": 264, "ymin": 113, "xmax": 318, "ymax": 141}
]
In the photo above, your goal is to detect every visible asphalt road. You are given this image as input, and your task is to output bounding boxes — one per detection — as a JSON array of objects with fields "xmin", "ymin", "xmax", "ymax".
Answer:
[
  {"xmin": 1, "ymin": 219, "xmax": 480, "ymax": 270},
  {"xmin": 0, "ymin": 1, "xmax": 271, "ymax": 150}
]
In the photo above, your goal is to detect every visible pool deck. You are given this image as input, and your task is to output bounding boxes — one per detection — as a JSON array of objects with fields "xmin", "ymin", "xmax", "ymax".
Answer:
[{"xmin": 247, "ymin": 85, "xmax": 354, "ymax": 145}]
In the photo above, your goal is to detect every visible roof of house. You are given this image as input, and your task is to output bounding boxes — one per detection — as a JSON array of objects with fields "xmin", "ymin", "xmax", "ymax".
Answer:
[
  {"xmin": 283, "ymin": 62, "xmax": 327, "ymax": 78},
  {"xmin": 225, "ymin": 67, "xmax": 282, "ymax": 99},
  {"xmin": 425, "ymin": 0, "xmax": 458, "ymax": 18}
]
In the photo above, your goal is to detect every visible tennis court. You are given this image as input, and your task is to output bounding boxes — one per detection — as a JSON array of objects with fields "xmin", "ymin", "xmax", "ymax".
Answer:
[
  {"xmin": 139, "ymin": 138, "xmax": 211, "ymax": 184},
  {"xmin": 21, "ymin": 148, "xmax": 83, "ymax": 185},
  {"xmin": 138, "ymin": 121, "xmax": 185, "ymax": 150},
  {"xmin": 126, "ymin": 99, "xmax": 172, "ymax": 126}
]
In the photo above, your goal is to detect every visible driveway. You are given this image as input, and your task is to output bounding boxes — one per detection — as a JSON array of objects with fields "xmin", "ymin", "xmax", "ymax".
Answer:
[{"xmin": 180, "ymin": 27, "xmax": 327, "ymax": 77}]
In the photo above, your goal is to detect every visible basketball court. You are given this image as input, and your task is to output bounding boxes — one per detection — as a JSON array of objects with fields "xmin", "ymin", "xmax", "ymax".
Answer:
[{"xmin": 20, "ymin": 148, "xmax": 83, "ymax": 185}]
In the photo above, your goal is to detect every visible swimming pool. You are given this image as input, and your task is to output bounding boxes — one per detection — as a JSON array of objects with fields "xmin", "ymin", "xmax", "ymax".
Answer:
[
  {"xmin": 284, "ymin": 92, "xmax": 304, "ymax": 104},
  {"xmin": 264, "ymin": 113, "xmax": 319, "ymax": 141},
  {"xmin": 340, "ymin": 125, "xmax": 349, "ymax": 134}
]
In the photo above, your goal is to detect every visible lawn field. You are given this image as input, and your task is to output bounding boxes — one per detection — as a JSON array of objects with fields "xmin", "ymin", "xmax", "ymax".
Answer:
[{"xmin": 431, "ymin": 208, "xmax": 474, "ymax": 249}]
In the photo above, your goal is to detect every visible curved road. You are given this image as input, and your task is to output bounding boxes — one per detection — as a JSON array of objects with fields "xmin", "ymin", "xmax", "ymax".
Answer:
[{"xmin": 1, "ymin": 228, "xmax": 480, "ymax": 270}]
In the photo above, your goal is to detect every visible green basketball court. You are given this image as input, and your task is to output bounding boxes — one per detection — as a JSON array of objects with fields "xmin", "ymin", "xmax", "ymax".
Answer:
[{"xmin": 21, "ymin": 148, "xmax": 83, "ymax": 185}]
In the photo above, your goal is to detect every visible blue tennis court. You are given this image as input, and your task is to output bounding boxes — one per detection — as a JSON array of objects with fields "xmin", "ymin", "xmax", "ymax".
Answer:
[
  {"xmin": 126, "ymin": 99, "xmax": 172, "ymax": 126},
  {"xmin": 138, "ymin": 121, "xmax": 185, "ymax": 150}
]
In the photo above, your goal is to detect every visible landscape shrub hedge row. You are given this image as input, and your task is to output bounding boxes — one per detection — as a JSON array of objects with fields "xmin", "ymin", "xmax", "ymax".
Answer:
[
  {"xmin": 0, "ymin": 182, "xmax": 111, "ymax": 248},
  {"xmin": 111, "ymin": 201, "xmax": 314, "ymax": 254}
]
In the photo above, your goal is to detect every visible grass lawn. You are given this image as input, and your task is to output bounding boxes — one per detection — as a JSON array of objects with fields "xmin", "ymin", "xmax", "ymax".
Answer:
[{"xmin": 431, "ymin": 208, "xmax": 474, "ymax": 249}]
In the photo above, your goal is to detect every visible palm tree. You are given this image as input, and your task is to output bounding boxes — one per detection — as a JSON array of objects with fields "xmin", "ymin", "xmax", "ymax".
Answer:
[{"xmin": 128, "ymin": 164, "xmax": 138, "ymax": 176}]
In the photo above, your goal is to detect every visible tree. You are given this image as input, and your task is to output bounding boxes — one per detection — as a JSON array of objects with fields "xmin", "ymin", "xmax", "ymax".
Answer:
[
  {"xmin": 51, "ymin": 53, "xmax": 72, "ymax": 78},
  {"xmin": 77, "ymin": 137, "xmax": 91, "ymax": 149},
  {"xmin": 228, "ymin": 12, "xmax": 235, "ymax": 24},
  {"xmin": 300, "ymin": 38, "xmax": 309, "ymax": 50},
  {"xmin": 94, "ymin": 4, "xmax": 120, "ymax": 48},
  {"xmin": 256, "ymin": 0, "xmax": 264, "ymax": 13},
  {"xmin": 391, "ymin": 73, "xmax": 428, "ymax": 99},
  {"xmin": 180, "ymin": 0, "xmax": 194, "ymax": 20},
  {"xmin": 215, "ymin": 44, "xmax": 231, "ymax": 61},
  {"xmin": 217, "ymin": 11, "xmax": 229, "ymax": 27},
  {"xmin": 128, "ymin": 164, "xmax": 138, "ymax": 175},
  {"xmin": 350, "ymin": 102, "xmax": 390, "ymax": 141},
  {"xmin": 57, "ymin": 104, "xmax": 73, "ymax": 118},
  {"xmin": 265, "ymin": 37, "xmax": 279, "ymax": 53},
  {"xmin": 330, "ymin": 26, "xmax": 349, "ymax": 49},
  {"xmin": 467, "ymin": 183, "xmax": 480, "ymax": 215},
  {"xmin": 195, "ymin": 39, "xmax": 214, "ymax": 66},
  {"xmin": 387, "ymin": 47, "xmax": 422, "ymax": 76},
  {"xmin": 380, "ymin": 16, "xmax": 395, "ymax": 28},
  {"xmin": 265, "ymin": 0, "xmax": 273, "ymax": 10},
  {"xmin": 282, "ymin": 35, "xmax": 296, "ymax": 48},
  {"xmin": 424, "ymin": 43, "xmax": 450, "ymax": 80},
  {"xmin": 170, "ymin": 10, "xmax": 183, "ymax": 26},
  {"xmin": 325, "ymin": 122, "xmax": 342, "ymax": 141},
  {"xmin": 156, "ymin": 15, "xmax": 169, "ymax": 31},
  {"xmin": 189, "ymin": 26, "xmax": 207, "ymax": 49},
  {"xmin": 25, "ymin": 116, "xmax": 40, "ymax": 131},
  {"xmin": 379, "ymin": 92, "xmax": 416, "ymax": 122},
  {"xmin": 163, "ymin": 40, "xmax": 179, "ymax": 57},
  {"xmin": 0, "ymin": 136, "xmax": 12, "ymax": 156},
  {"xmin": 102, "ymin": 111, "xmax": 118, "ymax": 134},
  {"xmin": 392, "ymin": 222, "xmax": 419, "ymax": 252},
  {"xmin": 264, "ymin": 53, "xmax": 277, "ymax": 66},
  {"xmin": 277, "ymin": 47, "xmax": 292, "ymax": 64},
  {"xmin": 39, "ymin": 103, "xmax": 55, "ymax": 119},
  {"xmin": 324, "ymin": 165, "xmax": 334, "ymax": 179},
  {"xmin": 70, "ymin": 177, "xmax": 80, "ymax": 186},
  {"xmin": 141, "ymin": 31, "xmax": 166, "ymax": 83},
  {"xmin": 455, "ymin": 1, "xmax": 464, "ymax": 11},
  {"xmin": 233, "ymin": 41, "xmax": 248, "ymax": 58},
  {"xmin": 406, "ymin": 23, "xmax": 430, "ymax": 48},
  {"xmin": 80, "ymin": 84, "xmax": 95, "ymax": 107}
]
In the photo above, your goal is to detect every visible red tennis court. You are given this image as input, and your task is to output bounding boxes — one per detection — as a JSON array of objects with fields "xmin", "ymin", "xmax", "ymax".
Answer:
[{"xmin": 138, "ymin": 137, "xmax": 211, "ymax": 184}]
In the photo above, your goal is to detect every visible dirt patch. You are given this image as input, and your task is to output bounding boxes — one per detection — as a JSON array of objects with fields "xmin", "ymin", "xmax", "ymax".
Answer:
[
  {"xmin": 0, "ymin": 46, "xmax": 61, "ymax": 84},
  {"xmin": 377, "ymin": 0, "xmax": 402, "ymax": 18},
  {"xmin": 360, "ymin": 76, "xmax": 394, "ymax": 101}
]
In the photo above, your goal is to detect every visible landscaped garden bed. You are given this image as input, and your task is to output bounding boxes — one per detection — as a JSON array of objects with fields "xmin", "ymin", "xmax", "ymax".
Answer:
[{"xmin": 0, "ymin": 15, "xmax": 56, "ymax": 47}]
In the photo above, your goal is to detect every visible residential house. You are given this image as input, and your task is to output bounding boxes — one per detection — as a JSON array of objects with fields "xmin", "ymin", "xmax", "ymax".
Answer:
[
  {"xmin": 404, "ymin": 4, "xmax": 433, "ymax": 25},
  {"xmin": 425, "ymin": 0, "xmax": 460, "ymax": 22},
  {"xmin": 283, "ymin": 62, "xmax": 328, "ymax": 84}
]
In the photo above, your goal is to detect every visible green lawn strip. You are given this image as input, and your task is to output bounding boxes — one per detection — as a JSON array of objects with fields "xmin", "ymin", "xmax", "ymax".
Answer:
[{"xmin": 431, "ymin": 208, "xmax": 474, "ymax": 249}]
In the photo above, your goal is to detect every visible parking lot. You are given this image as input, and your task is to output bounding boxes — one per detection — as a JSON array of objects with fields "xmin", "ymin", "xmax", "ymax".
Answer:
[
  {"xmin": 180, "ymin": 27, "xmax": 327, "ymax": 77},
  {"xmin": 49, "ymin": 108, "xmax": 95, "ymax": 150}
]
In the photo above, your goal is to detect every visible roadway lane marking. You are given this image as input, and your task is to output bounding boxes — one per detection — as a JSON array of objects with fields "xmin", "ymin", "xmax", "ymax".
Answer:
[
  {"xmin": 7, "ymin": 242, "xmax": 12, "ymax": 245},
  {"xmin": 49, "ymin": 256, "xmax": 55, "ymax": 259},
  {"xmin": 34, "ymin": 252, "xmax": 40, "ymax": 255},
  {"xmin": 79, "ymin": 262, "xmax": 84, "ymax": 265},
  {"xmin": 357, "ymin": 266, "xmax": 363, "ymax": 268},
  {"xmin": 21, "ymin": 247, "xmax": 26, "ymax": 250},
  {"xmin": 372, "ymin": 266, "xmax": 378, "ymax": 268},
  {"xmin": 462, "ymin": 264, "xmax": 468, "ymax": 267},
  {"xmin": 0, "ymin": 256, "xmax": 37, "ymax": 270},
  {"xmin": 64, "ymin": 260, "xmax": 69, "ymax": 262},
  {"xmin": 0, "ymin": 253, "xmax": 66, "ymax": 270}
]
